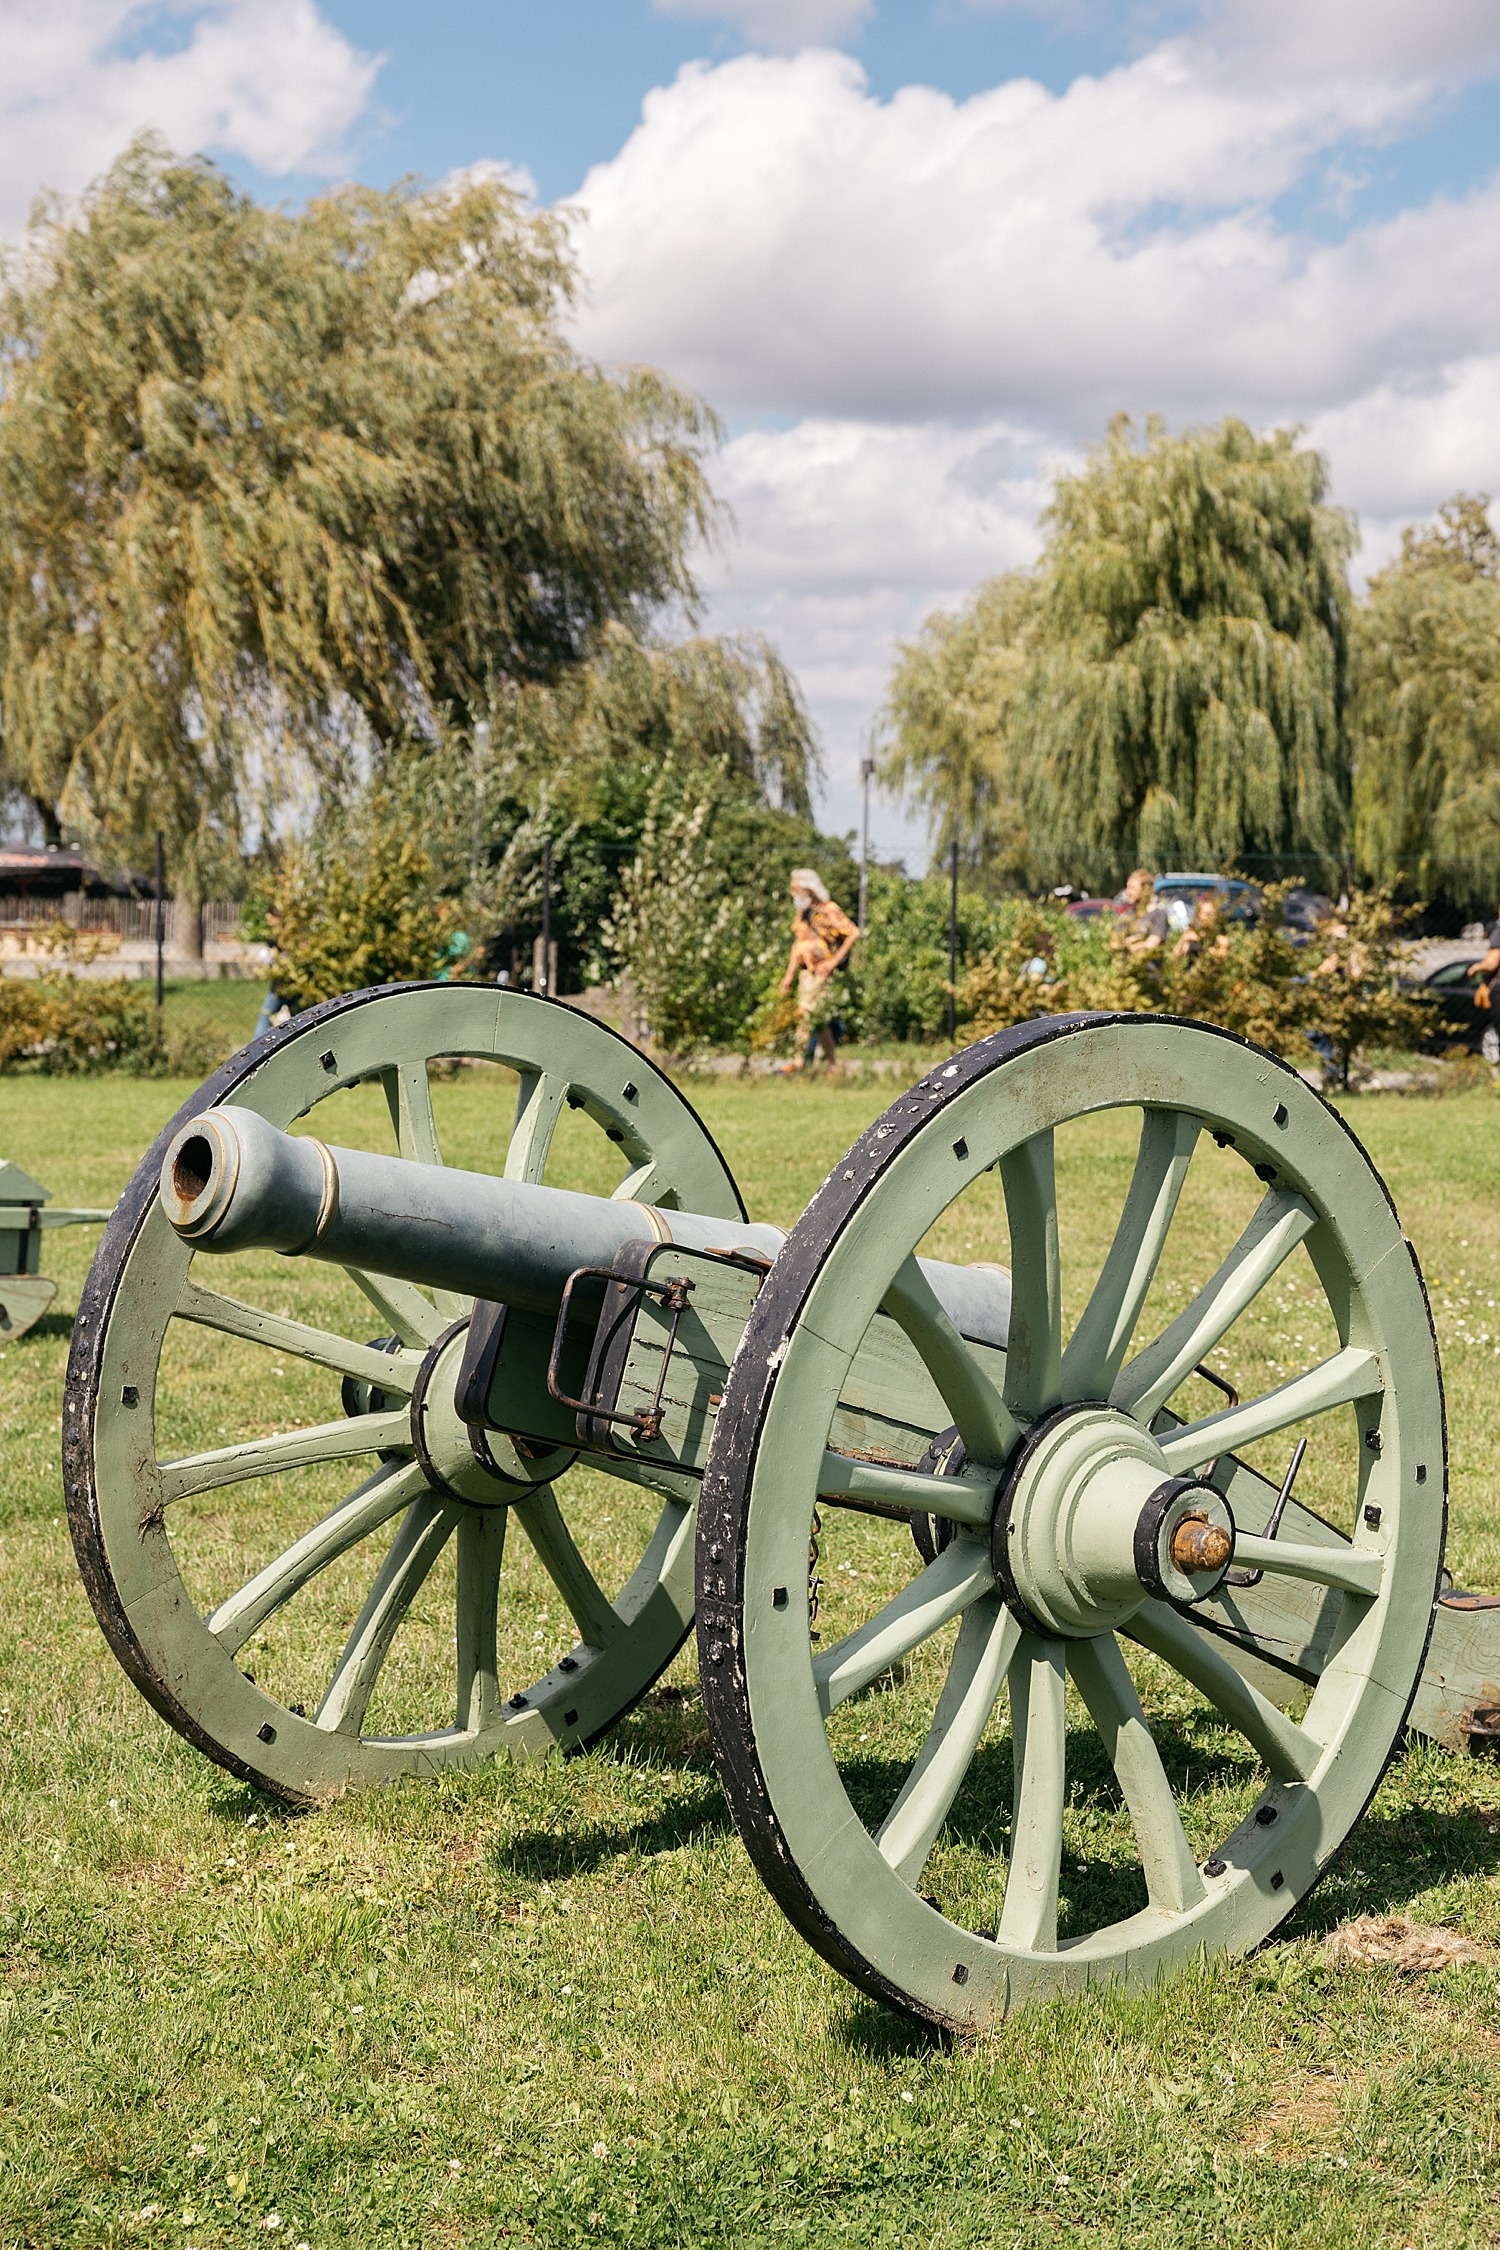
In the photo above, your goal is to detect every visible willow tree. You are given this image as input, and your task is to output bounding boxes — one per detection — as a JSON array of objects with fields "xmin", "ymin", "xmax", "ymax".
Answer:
[
  {"xmin": 0, "ymin": 138, "xmax": 717, "ymax": 934},
  {"xmin": 880, "ymin": 570, "xmax": 1036, "ymax": 887},
  {"xmin": 382, "ymin": 621, "xmax": 822, "ymax": 977},
  {"xmin": 1011, "ymin": 417, "xmax": 1354, "ymax": 891},
  {"xmin": 1351, "ymin": 494, "xmax": 1500, "ymax": 912}
]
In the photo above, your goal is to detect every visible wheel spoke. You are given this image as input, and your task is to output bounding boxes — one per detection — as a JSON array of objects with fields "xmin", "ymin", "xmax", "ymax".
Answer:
[
  {"xmin": 818, "ymin": 1448, "xmax": 996, "ymax": 1529},
  {"xmin": 1068, "ymin": 1633, "xmax": 1205, "ymax": 1915},
  {"xmin": 614, "ymin": 1158, "xmax": 664, "ymax": 1205},
  {"xmin": 1127, "ymin": 1599, "xmax": 1318, "ymax": 1781},
  {"xmin": 1060, "ymin": 1110, "xmax": 1199, "ymax": 1402},
  {"xmin": 382, "ymin": 1060, "xmax": 467, "ymax": 1321},
  {"xmin": 1000, "ymin": 1131, "xmax": 1062, "ymax": 1419},
  {"xmin": 206, "ymin": 1459, "xmax": 427, "ymax": 1656},
  {"xmin": 176, "ymin": 1279, "xmax": 420, "ymax": 1395},
  {"xmin": 815, "ymin": 1537, "xmax": 995, "ymax": 1717},
  {"xmin": 1228, "ymin": 1532, "xmax": 1383, "ymax": 1599},
  {"xmin": 382, "ymin": 1059, "xmax": 443, "ymax": 1168},
  {"xmin": 316, "ymin": 1494, "xmax": 457, "ymax": 1735},
  {"xmin": 884, "ymin": 1256, "xmax": 1020, "ymax": 1466},
  {"xmin": 997, "ymin": 1631, "xmax": 1067, "ymax": 1953},
  {"xmin": 456, "ymin": 1506, "xmax": 508, "ymax": 1733},
  {"xmin": 347, "ymin": 1268, "xmax": 447, "ymax": 1348},
  {"xmin": 1159, "ymin": 1346, "xmax": 1381, "ymax": 1473},
  {"xmin": 877, "ymin": 1596, "xmax": 1019, "ymax": 1884},
  {"xmin": 512, "ymin": 1485, "xmax": 624, "ymax": 1650},
  {"xmin": 158, "ymin": 1407, "xmax": 411, "ymax": 1506},
  {"xmin": 1113, "ymin": 1186, "xmax": 1317, "ymax": 1423},
  {"xmin": 506, "ymin": 1070, "xmax": 569, "ymax": 1184}
]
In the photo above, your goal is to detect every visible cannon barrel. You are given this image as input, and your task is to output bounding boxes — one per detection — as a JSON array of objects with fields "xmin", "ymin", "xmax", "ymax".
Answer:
[{"xmin": 158, "ymin": 1106, "xmax": 1013, "ymax": 1347}]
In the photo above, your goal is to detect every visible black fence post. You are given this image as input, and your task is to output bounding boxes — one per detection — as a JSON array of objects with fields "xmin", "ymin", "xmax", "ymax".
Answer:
[
  {"xmin": 947, "ymin": 837, "xmax": 958, "ymax": 1045},
  {"xmin": 540, "ymin": 837, "xmax": 552, "ymax": 995},
  {"xmin": 154, "ymin": 831, "xmax": 165, "ymax": 1013}
]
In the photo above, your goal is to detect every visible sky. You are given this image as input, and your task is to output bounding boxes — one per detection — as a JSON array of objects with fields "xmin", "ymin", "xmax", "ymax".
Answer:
[{"xmin": 4, "ymin": 2, "xmax": 1500, "ymax": 867}]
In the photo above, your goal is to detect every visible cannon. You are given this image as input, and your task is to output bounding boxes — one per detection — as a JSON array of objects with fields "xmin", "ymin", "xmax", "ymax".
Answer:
[{"xmin": 61, "ymin": 987, "xmax": 1500, "ymax": 2029}]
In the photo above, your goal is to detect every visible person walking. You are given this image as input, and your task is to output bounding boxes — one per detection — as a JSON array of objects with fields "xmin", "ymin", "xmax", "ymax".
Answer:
[
  {"xmin": 1468, "ymin": 909, "xmax": 1500, "ymax": 1068},
  {"xmin": 778, "ymin": 869, "xmax": 859, "ymax": 1071},
  {"xmin": 1116, "ymin": 868, "xmax": 1170, "ymax": 949}
]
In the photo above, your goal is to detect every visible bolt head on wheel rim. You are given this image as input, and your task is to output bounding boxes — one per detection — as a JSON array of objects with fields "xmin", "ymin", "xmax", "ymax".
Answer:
[{"xmin": 698, "ymin": 1013, "xmax": 1445, "ymax": 2030}]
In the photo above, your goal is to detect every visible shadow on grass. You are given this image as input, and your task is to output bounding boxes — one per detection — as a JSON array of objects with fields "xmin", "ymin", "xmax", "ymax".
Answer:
[
  {"xmin": 611, "ymin": 1688, "xmax": 720, "ymax": 1772},
  {"xmin": 836, "ymin": 1996, "xmax": 950, "ymax": 2058},
  {"xmin": 197, "ymin": 1685, "xmax": 1500, "ymax": 1957},
  {"xmin": 12, "ymin": 1310, "xmax": 76, "ymax": 1345},
  {"xmin": 1286, "ymin": 1785, "xmax": 1500, "ymax": 1937},
  {"xmin": 496, "ymin": 1777, "xmax": 731, "ymax": 1882}
]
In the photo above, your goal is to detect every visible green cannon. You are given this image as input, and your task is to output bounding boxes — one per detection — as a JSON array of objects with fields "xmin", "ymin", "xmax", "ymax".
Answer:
[
  {"xmin": 61, "ymin": 988, "xmax": 1500, "ymax": 2029},
  {"xmin": 0, "ymin": 1157, "xmax": 111, "ymax": 1338}
]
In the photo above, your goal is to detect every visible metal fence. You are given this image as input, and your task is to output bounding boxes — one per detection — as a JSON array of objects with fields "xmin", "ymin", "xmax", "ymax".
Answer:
[{"xmin": 0, "ymin": 896, "xmax": 242, "ymax": 944}]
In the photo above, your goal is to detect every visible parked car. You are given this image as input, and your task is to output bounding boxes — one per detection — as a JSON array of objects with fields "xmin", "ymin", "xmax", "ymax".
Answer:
[
  {"xmin": 1281, "ymin": 887, "xmax": 1334, "ymax": 938},
  {"xmin": 1405, "ymin": 950, "xmax": 1488, "ymax": 1051},
  {"xmin": 1152, "ymin": 873, "xmax": 1263, "ymax": 932},
  {"xmin": 1152, "ymin": 874, "xmax": 1334, "ymax": 940},
  {"xmin": 1065, "ymin": 897, "xmax": 1123, "ymax": 922}
]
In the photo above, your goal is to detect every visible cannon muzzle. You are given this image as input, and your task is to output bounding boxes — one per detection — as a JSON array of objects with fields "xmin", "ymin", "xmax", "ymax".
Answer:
[{"xmin": 158, "ymin": 1105, "xmax": 1013, "ymax": 1346}]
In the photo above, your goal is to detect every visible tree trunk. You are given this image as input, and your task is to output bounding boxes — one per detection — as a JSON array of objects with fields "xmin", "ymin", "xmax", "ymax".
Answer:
[
  {"xmin": 30, "ymin": 796, "xmax": 61, "ymax": 849},
  {"xmin": 175, "ymin": 896, "xmax": 204, "ymax": 961}
]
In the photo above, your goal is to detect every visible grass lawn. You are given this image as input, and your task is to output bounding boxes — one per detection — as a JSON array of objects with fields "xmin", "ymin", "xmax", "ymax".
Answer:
[{"xmin": 2, "ymin": 1060, "xmax": 1500, "ymax": 2247}]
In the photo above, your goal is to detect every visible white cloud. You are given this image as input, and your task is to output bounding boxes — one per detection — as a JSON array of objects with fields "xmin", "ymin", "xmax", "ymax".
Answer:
[
  {"xmin": 564, "ymin": 28, "xmax": 1500, "ymax": 853},
  {"xmin": 966, "ymin": 0, "xmax": 1500, "ymax": 80},
  {"xmin": 1306, "ymin": 356, "xmax": 1500, "ymax": 570},
  {"xmin": 568, "ymin": 47, "xmax": 1500, "ymax": 425},
  {"xmin": 692, "ymin": 416, "xmax": 1053, "ymax": 848},
  {"xmin": 652, "ymin": 0, "xmax": 873, "ymax": 51},
  {"xmin": 709, "ymin": 415, "xmax": 1049, "ymax": 593},
  {"xmin": 0, "ymin": 1, "xmax": 378, "ymax": 235},
  {"xmin": 1207, "ymin": 0, "xmax": 1500, "ymax": 83}
]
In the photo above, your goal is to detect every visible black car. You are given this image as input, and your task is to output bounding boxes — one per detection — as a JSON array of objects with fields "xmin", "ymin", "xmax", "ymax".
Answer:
[{"xmin": 1408, "ymin": 951, "xmax": 1488, "ymax": 1051}]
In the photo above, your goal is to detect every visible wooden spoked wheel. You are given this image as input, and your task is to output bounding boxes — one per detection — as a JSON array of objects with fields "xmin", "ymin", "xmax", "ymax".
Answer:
[
  {"xmin": 65, "ymin": 983, "xmax": 743, "ymax": 1803},
  {"xmin": 698, "ymin": 1014, "xmax": 1446, "ymax": 2029}
]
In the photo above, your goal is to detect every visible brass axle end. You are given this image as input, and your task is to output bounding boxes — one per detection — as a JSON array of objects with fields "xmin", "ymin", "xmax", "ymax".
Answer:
[{"xmin": 1170, "ymin": 1515, "xmax": 1233, "ymax": 1574}]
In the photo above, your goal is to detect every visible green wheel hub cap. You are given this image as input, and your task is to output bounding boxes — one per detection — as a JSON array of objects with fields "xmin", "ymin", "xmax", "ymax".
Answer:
[
  {"xmin": 65, "ymin": 982, "xmax": 742, "ymax": 1803},
  {"xmin": 994, "ymin": 1404, "xmax": 1233, "ymax": 1637}
]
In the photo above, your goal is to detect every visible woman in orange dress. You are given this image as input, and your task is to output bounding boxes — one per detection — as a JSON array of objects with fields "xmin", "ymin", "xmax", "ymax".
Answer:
[{"xmin": 778, "ymin": 869, "xmax": 860, "ymax": 1070}]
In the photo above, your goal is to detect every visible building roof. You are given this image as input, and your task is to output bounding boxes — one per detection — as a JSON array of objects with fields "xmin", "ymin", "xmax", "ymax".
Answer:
[{"xmin": 0, "ymin": 846, "xmax": 142, "ymax": 896}]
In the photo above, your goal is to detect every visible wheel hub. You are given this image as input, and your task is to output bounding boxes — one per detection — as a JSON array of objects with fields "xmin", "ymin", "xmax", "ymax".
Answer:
[
  {"xmin": 410, "ymin": 1320, "xmax": 570, "ymax": 1505},
  {"xmin": 992, "ymin": 1404, "xmax": 1235, "ymax": 1637}
]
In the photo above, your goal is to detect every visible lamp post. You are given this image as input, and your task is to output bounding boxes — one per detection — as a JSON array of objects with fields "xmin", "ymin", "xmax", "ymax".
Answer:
[
  {"xmin": 858, "ymin": 755, "xmax": 874, "ymax": 930},
  {"xmin": 154, "ymin": 831, "xmax": 165, "ymax": 1013},
  {"xmin": 540, "ymin": 836, "xmax": 552, "ymax": 995},
  {"xmin": 947, "ymin": 837, "xmax": 959, "ymax": 1046}
]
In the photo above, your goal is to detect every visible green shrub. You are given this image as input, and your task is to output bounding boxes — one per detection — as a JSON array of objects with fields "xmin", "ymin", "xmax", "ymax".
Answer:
[
  {"xmin": 850, "ymin": 880, "xmax": 1109, "ymax": 1044},
  {"xmin": 0, "ymin": 974, "xmax": 158, "ymax": 1072},
  {"xmin": 960, "ymin": 884, "xmax": 1427, "ymax": 1082},
  {"xmin": 599, "ymin": 793, "xmax": 779, "ymax": 1055},
  {"xmin": 266, "ymin": 788, "xmax": 466, "ymax": 1013}
]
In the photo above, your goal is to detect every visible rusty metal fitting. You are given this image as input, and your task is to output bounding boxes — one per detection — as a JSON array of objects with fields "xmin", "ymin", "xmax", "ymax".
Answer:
[{"xmin": 1170, "ymin": 1513, "xmax": 1234, "ymax": 1574}]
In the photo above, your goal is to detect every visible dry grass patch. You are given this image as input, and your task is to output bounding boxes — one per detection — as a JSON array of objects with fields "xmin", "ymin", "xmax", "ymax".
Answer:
[
  {"xmin": 1325, "ymin": 1915, "xmax": 1488, "ymax": 1973},
  {"xmin": 1243, "ymin": 2065, "xmax": 1367, "ymax": 2158}
]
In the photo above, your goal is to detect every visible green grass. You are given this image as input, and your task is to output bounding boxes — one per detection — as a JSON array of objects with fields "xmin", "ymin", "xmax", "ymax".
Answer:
[
  {"xmin": 156, "ymin": 978, "xmax": 267, "ymax": 1052},
  {"xmin": 2, "ymin": 1071, "xmax": 1500, "ymax": 2248}
]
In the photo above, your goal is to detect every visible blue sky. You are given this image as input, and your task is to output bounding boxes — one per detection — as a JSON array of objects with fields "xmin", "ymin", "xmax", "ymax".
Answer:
[
  {"xmin": 241, "ymin": 3, "xmax": 1201, "ymax": 206},
  {"xmin": 240, "ymin": 1, "xmax": 1500, "ymax": 238},
  {"xmin": 4, "ymin": 1, "xmax": 1500, "ymax": 861}
]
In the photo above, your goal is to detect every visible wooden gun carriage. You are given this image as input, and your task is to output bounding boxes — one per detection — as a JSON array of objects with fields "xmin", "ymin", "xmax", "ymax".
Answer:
[{"xmin": 62, "ymin": 987, "xmax": 1500, "ymax": 2029}]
